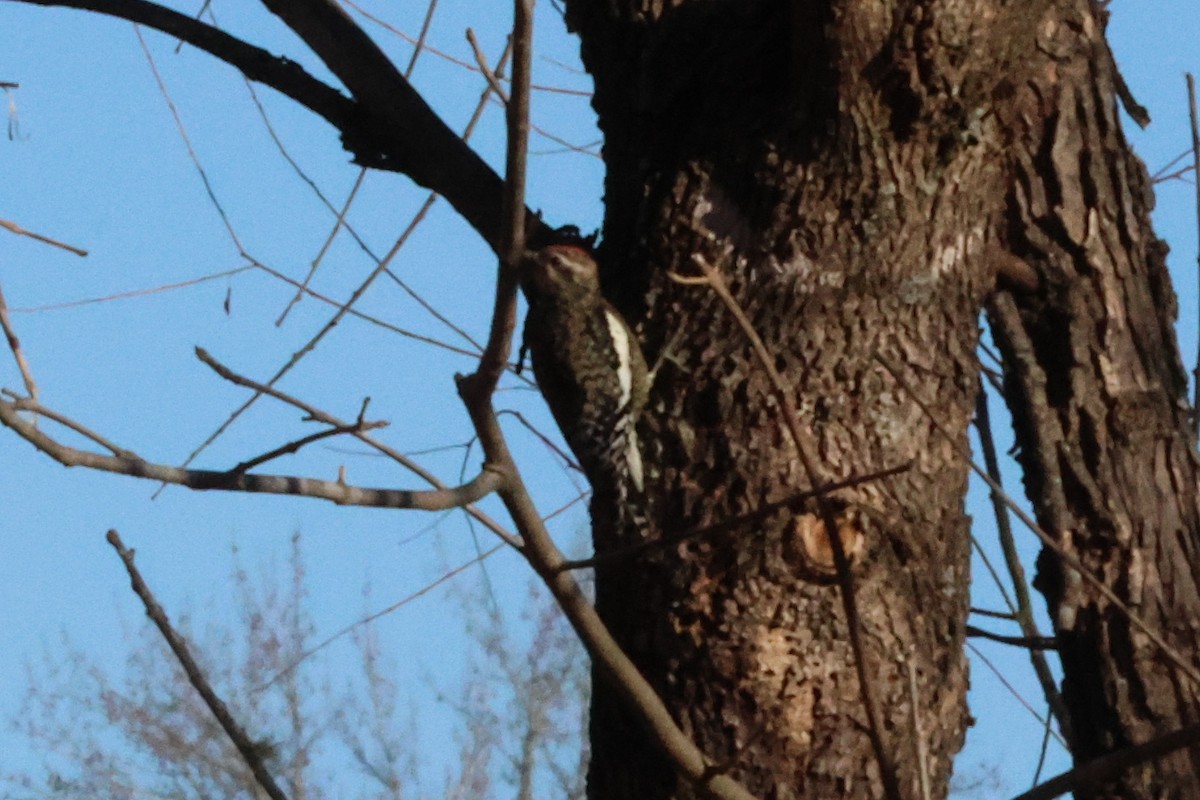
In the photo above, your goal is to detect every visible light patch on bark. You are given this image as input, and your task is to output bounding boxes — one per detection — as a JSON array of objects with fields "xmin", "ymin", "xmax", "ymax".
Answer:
[
  {"xmin": 930, "ymin": 229, "xmax": 983, "ymax": 279},
  {"xmin": 748, "ymin": 626, "xmax": 815, "ymax": 751}
]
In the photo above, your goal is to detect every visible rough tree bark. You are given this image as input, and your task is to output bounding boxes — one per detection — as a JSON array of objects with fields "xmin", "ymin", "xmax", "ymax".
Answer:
[
  {"xmin": 565, "ymin": 0, "xmax": 1200, "ymax": 798},
  {"xmin": 985, "ymin": 3, "xmax": 1200, "ymax": 798}
]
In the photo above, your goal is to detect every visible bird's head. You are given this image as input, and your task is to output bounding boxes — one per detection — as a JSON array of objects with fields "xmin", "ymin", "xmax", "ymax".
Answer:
[{"xmin": 524, "ymin": 244, "xmax": 600, "ymax": 298}]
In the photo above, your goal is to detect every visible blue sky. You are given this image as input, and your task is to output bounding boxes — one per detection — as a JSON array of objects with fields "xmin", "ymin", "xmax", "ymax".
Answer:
[{"xmin": 1, "ymin": 0, "xmax": 1198, "ymax": 795}]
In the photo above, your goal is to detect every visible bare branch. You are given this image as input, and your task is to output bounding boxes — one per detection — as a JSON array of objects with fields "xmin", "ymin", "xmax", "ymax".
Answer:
[
  {"xmin": 465, "ymin": 4, "xmax": 532, "ymax": 395},
  {"xmin": 225, "ymin": 419, "xmax": 386, "ymax": 476},
  {"xmin": 466, "ymin": 28, "xmax": 510, "ymax": 103},
  {"xmin": 341, "ymin": 0, "xmax": 590, "ymax": 97},
  {"xmin": 193, "ymin": 346, "xmax": 522, "ymax": 548},
  {"xmin": 965, "ymin": 625, "xmax": 1058, "ymax": 650},
  {"xmin": 0, "ymin": 282, "xmax": 38, "ymax": 401},
  {"xmin": 974, "ymin": 385, "xmax": 1072, "ymax": 744},
  {"xmin": 498, "ymin": 408, "xmax": 583, "ymax": 475},
  {"xmin": 4, "ymin": 392, "xmax": 129, "ymax": 455},
  {"xmin": 970, "ymin": 606, "xmax": 1019, "ymax": 620},
  {"xmin": 400, "ymin": 0, "xmax": 439, "ymax": 78},
  {"xmin": 176, "ymin": 35, "xmax": 516, "ymax": 477},
  {"xmin": 105, "ymin": 529, "xmax": 291, "ymax": 800},
  {"xmin": 275, "ymin": 168, "xmax": 368, "ymax": 327},
  {"xmin": 248, "ymin": 257, "xmax": 485, "ymax": 360},
  {"xmin": 0, "ymin": 393, "xmax": 501, "ymax": 510},
  {"xmin": 967, "ymin": 642, "xmax": 1067, "ymax": 749},
  {"xmin": 10, "ymin": 265, "xmax": 253, "ymax": 313},
  {"xmin": 134, "ymin": 22, "xmax": 245, "ymax": 252},
  {"xmin": 0, "ymin": 217, "xmax": 88, "ymax": 256}
]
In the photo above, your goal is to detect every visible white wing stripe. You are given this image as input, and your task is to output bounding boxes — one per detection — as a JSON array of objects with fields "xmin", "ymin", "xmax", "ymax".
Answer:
[
  {"xmin": 603, "ymin": 309, "xmax": 643, "ymax": 492},
  {"xmin": 604, "ymin": 309, "xmax": 633, "ymax": 410}
]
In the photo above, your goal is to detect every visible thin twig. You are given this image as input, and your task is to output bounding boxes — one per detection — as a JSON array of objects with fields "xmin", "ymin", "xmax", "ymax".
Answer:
[
  {"xmin": 0, "ymin": 218, "xmax": 88, "ymax": 256},
  {"xmin": 1152, "ymin": 165, "xmax": 1196, "ymax": 185},
  {"xmin": 172, "ymin": 195, "xmax": 436, "ymax": 485},
  {"xmin": 258, "ymin": 540, "xmax": 506, "ymax": 690},
  {"xmin": 0, "ymin": 282, "xmax": 38, "ymax": 401},
  {"xmin": 135, "ymin": 24, "xmax": 244, "ymax": 251},
  {"xmin": 1150, "ymin": 148, "xmax": 1193, "ymax": 182},
  {"xmin": 402, "ymin": 0, "xmax": 439, "ymax": 77},
  {"xmin": 968, "ymin": 642, "xmax": 1067, "ymax": 749},
  {"xmin": 249, "ymin": 256, "xmax": 484, "ymax": 360},
  {"xmin": 105, "ymin": 529, "xmax": 291, "ymax": 800},
  {"xmin": 678, "ymin": 256, "xmax": 902, "ymax": 800},
  {"xmin": 175, "ymin": 3, "xmax": 489, "ymax": 352},
  {"xmin": 276, "ymin": 168, "xmax": 368, "ymax": 326},
  {"xmin": 4, "ymin": 393, "xmax": 131, "ymax": 456},
  {"xmin": 965, "ymin": 625, "xmax": 1058, "ymax": 650},
  {"xmin": 340, "ymin": 0, "xmax": 590, "ymax": 97},
  {"xmin": 498, "ymin": 408, "xmax": 583, "ymax": 474},
  {"xmin": 1032, "ymin": 712, "xmax": 1053, "ymax": 788},
  {"xmin": 224, "ymin": 419, "xmax": 386, "ymax": 476},
  {"xmin": 970, "ymin": 536, "xmax": 1018, "ymax": 614},
  {"xmin": 975, "ymin": 385, "xmax": 1072, "ymax": 745},
  {"xmin": 466, "ymin": 29, "xmax": 509, "ymax": 102},
  {"xmin": 10, "ymin": 265, "xmax": 254, "ymax": 313},
  {"xmin": 528, "ymin": 122, "xmax": 602, "ymax": 159},
  {"xmin": 970, "ymin": 606, "xmax": 1018, "ymax": 620},
  {"xmin": 172, "ymin": 0, "xmax": 212, "ymax": 52},
  {"xmin": 464, "ymin": 34, "xmax": 527, "ymax": 393}
]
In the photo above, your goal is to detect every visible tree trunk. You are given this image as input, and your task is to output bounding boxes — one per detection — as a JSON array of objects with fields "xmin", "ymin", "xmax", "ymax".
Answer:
[
  {"xmin": 985, "ymin": 3, "xmax": 1200, "ymax": 798},
  {"xmin": 565, "ymin": 0, "xmax": 1200, "ymax": 797}
]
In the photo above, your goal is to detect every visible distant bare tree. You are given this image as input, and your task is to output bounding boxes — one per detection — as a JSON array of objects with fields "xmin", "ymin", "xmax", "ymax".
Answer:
[{"xmin": 6, "ymin": 535, "xmax": 585, "ymax": 800}]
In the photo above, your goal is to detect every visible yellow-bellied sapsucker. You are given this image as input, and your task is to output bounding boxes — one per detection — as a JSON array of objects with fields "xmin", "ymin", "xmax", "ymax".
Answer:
[{"xmin": 521, "ymin": 244, "xmax": 648, "ymax": 502}]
